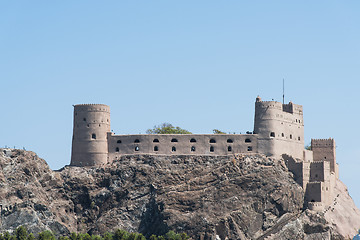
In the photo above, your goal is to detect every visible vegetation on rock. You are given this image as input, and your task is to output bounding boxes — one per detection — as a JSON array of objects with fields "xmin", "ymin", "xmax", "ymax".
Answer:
[{"xmin": 0, "ymin": 227, "xmax": 188, "ymax": 240}]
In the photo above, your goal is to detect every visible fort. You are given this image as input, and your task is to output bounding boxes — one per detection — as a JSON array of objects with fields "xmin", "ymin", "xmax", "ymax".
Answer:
[{"xmin": 70, "ymin": 96, "xmax": 338, "ymax": 211}]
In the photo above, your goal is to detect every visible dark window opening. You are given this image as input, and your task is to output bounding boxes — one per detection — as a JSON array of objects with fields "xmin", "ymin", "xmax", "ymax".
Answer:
[
  {"xmin": 245, "ymin": 138, "xmax": 251, "ymax": 143},
  {"xmin": 153, "ymin": 139, "xmax": 159, "ymax": 143},
  {"xmin": 171, "ymin": 138, "xmax": 178, "ymax": 142},
  {"xmin": 228, "ymin": 146, "xmax": 232, "ymax": 151},
  {"xmin": 210, "ymin": 139, "xmax": 216, "ymax": 143},
  {"xmin": 298, "ymin": 136, "xmax": 301, "ymax": 141},
  {"xmin": 227, "ymin": 139, "xmax": 233, "ymax": 143},
  {"xmin": 135, "ymin": 146, "xmax": 139, "ymax": 151},
  {"xmin": 210, "ymin": 146, "xmax": 214, "ymax": 152},
  {"xmin": 115, "ymin": 147, "xmax": 119, "ymax": 152},
  {"xmin": 190, "ymin": 138, "xmax": 196, "ymax": 143},
  {"xmin": 324, "ymin": 157, "xmax": 326, "ymax": 159},
  {"xmin": 83, "ymin": 118, "xmax": 86, "ymax": 122},
  {"xmin": 191, "ymin": 146, "xmax": 196, "ymax": 152},
  {"xmin": 282, "ymin": 133, "xmax": 284, "ymax": 137},
  {"xmin": 270, "ymin": 132, "xmax": 275, "ymax": 137},
  {"xmin": 134, "ymin": 139, "xmax": 140, "ymax": 143},
  {"xmin": 117, "ymin": 140, "xmax": 122, "ymax": 143},
  {"xmin": 247, "ymin": 146, "xmax": 252, "ymax": 151},
  {"xmin": 311, "ymin": 199, "xmax": 315, "ymax": 202},
  {"xmin": 92, "ymin": 134, "xmax": 96, "ymax": 139},
  {"xmin": 290, "ymin": 134, "xmax": 292, "ymax": 139},
  {"xmin": 154, "ymin": 146, "xmax": 158, "ymax": 151},
  {"xmin": 99, "ymin": 124, "xmax": 101, "ymax": 127},
  {"xmin": 87, "ymin": 124, "xmax": 89, "ymax": 128},
  {"xmin": 315, "ymin": 174, "xmax": 318, "ymax": 178},
  {"xmin": 172, "ymin": 146, "xmax": 176, "ymax": 152}
]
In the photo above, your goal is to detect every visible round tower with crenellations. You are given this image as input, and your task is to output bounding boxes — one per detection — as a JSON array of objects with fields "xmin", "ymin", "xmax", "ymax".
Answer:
[
  {"xmin": 70, "ymin": 104, "xmax": 111, "ymax": 166},
  {"xmin": 253, "ymin": 96, "xmax": 304, "ymax": 159}
]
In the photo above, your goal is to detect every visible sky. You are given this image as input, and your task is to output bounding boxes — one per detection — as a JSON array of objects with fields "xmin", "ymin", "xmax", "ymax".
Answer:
[{"xmin": 1, "ymin": 1, "xmax": 360, "ymax": 206}]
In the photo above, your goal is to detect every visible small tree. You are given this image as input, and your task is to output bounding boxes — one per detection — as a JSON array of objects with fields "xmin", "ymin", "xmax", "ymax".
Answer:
[
  {"xmin": 146, "ymin": 123, "xmax": 192, "ymax": 134},
  {"xmin": 15, "ymin": 226, "xmax": 28, "ymax": 240},
  {"xmin": 213, "ymin": 129, "xmax": 226, "ymax": 134}
]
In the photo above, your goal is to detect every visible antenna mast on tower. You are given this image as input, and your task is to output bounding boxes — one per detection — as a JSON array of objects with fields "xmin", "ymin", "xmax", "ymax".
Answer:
[{"xmin": 282, "ymin": 79, "xmax": 285, "ymax": 104}]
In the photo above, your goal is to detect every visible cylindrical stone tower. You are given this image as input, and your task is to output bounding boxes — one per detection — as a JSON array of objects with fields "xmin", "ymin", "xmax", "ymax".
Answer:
[{"xmin": 70, "ymin": 104, "xmax": 110, "ymax": 166}]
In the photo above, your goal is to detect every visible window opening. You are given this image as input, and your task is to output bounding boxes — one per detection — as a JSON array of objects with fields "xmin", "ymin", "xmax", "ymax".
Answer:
[
  {"xmin": 298, "ymin": 136, "xmax": 301, "ymax": 141},
  {"xmin": 171, "ymin": 138, "xmax": 178, "ymax": 142},
  {"xmin": 134, "ymin": 139, "xmax": 140, "ymax": 143},
  {"xmin": 83, "ymin": 118, "xmax": 86, "ymax": 122},
  {"xmin": 247, "ymin": 146, "xmax": 252, "ymax": 151},
  {"xmin": 270, "ymin": 132, "xmax": 275, "ymax": 137},
  {"xmin": 117, "ymin": 140, "xmax": 122, "ymax": 143},
  {"xmin": 210, "ymin": 146, "xmax": 214, "ymax": 152},
  {"xmin": 227, "ymin": 139, "xmax": 233, "ymax": 143},
  {"xmin": 245, "ymin": 138, "xmax": 251, "ymax": 143},
  {"xmin": 172, "ymin": 146, "xmax": 176, "ymax": 152},
  {"xmin": 115, "ymin": 147, "xmax": 119, "ymax": 152},
  {"xmin": 210, "ymin": 139, "xmax": 216, "ymax": 143},
  {"xmin": 190, "ymin": 138, "xmax": 196, "ymax": 143},
  {"xmin": 154, "ymin": 146, "xmax": 158, "ymax": 151},
  {"xmin": 92, "ymin": 133, "xmax": 96, "ymax": 139},
  {"xmin": 153, "ymin": 139, "xmax": 159, "ymax": 143},
  {"xmin": 290, "ymin": 134, "xmax": 292, "ymax": 139},
  {"xmin": 191, "ymin": 146, "xmax": 196, "ymax": 152},
  {"xmin": 135, "ymin": 146, "xmax": 139, "ymax": 151},
  {"xmin": 228, "ymin": 146, "xmax": 232, "ymax": 151},
  {"xmin": 282, "ymin": 133, "xmax": 284, "ymax": 137}
]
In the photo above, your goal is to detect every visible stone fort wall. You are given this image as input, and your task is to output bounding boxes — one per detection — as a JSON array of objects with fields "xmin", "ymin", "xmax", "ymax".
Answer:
[{"xmin": 108, "ymin": 133, "xmax": 257, "ymax": 162}]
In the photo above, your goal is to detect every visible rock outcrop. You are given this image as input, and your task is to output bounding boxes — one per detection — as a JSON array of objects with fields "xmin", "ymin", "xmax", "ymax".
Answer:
[{"xmin": 0, "ymin": 149, "xmax": 359, "ymax": 239}]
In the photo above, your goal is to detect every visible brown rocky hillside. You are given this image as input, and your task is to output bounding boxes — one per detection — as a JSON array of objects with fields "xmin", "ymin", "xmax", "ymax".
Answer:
[{"xmin": 0, "ymin": 149, "xmax": 359, "ymax": 239}]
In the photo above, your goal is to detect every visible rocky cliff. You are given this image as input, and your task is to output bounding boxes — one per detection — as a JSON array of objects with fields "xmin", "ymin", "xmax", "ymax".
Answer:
[{"xmin": 0, "ymin": 149, "xmax": 359, "ymax": 239}]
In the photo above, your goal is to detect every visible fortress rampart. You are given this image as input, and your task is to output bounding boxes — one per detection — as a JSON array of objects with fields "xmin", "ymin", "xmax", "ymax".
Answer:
[{"xmin": 70, "ymin": 96, "xmax": 339, "ymax": 211}]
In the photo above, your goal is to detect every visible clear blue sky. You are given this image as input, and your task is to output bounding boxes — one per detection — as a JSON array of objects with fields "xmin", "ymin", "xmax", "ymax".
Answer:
[{"xmin": 1, "ymin": 1, "xmax": 360, "ymax": 206}]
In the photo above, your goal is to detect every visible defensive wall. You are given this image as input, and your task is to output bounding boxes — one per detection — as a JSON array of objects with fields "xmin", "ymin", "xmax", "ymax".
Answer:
[
  {"xmin": 108, "ymin": 133, "xmax": 257, "ymax": 161},
  {"xmin": 69, "ymin": 96, "xmax": 339, "ymax": 211}
]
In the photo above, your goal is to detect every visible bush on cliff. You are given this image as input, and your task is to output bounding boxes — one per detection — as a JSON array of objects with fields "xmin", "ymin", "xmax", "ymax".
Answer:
[{"xmin": 0, "ymin": 227, "xmax": 188, "ymax": 240}]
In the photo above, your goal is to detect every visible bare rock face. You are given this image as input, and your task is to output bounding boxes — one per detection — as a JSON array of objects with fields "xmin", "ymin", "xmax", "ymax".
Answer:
[{"xmin": 0, "ymin": 149, "xmax": 359, "ymax": 239}]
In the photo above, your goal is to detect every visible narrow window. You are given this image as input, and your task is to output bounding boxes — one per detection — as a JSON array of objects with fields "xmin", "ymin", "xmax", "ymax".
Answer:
[
  {"xmin": 298, "ymin": 136, "xmax": 301, "ymax": 141},
  {"xmin": 270, "ymin": 132, "xmax": 275, "ymax": 137},
  {"xmin": 210, "ymin": 146, "xmax": 214, "ymax": 152},
  {"xmin": 191, "ymin": 146, "xmax": 196, "ymax": 152},
  {"xmin": 227, "ymin": 139, "xmax": 233, "ymax": 143},
  {"xmin": 228, "ymin": 146, "xmax": 232, "ymax": 152},
  {"xmin": 172, "ymin": 146, "xmax": 176, "ymax": 152},
  {"xmin": 135, "ymin": 146, "xmax": 139, "ymax": 151},
  {"xmin": 134, "ymin": 139, "xmax": 140, "ymax": 143},
  {"xmin": 154, "ymin": 146, "xmax": 158, "ymax": 151},
  {"xmin": 117, "ymin": 140, "xmax": 122, "ymax": 143},
  {"xmin": 245, "ymin": 138, "xmax": 251, "ymax": 143},
  {"xmin": 190, "ymin": 138, "xmax": 196, "ymax": 143},
  {"xmin": 210, "ymin": 139, "xmax": 216, "ymax": 143},
  {"xmin": 282, "ymin": 133, "xmax": 284, "ymax": 137},
  {"xmin": 92, "ymin": 133, "xmax": 96, "ymax": 139},
  {"xmin": 83, "ymin": 118, "xmax": 86, "ymax": 122},
  {"xmin": 99, "ymin": 124, "xmax": 101, "ymax": 127},
  {"xmin": 171, "ymin": 138, "xmax": 178, "ymax": 142},
  {"xmin": 290, "ymin": 134, "xmax": 292, "ymax": 139},
  {"xmin": 153, "ymin": 139, "xmax": 159, "ymax": 143},
  {"xmin": 87, "ymin": 124, "xmax": 89, "ymax": 128},
  {"xmin": 247, "ymin": 146, "xmax": 252, "ymax": 151},
  {"xmin": 115, "ymin": 147, "xmax": 119, "ymax": 152}
]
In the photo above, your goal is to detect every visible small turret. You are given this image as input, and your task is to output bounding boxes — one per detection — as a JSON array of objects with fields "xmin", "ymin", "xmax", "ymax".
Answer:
[{"xmin": 70, "ymin": 104, "xmax": 111, "ymax": 166}]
